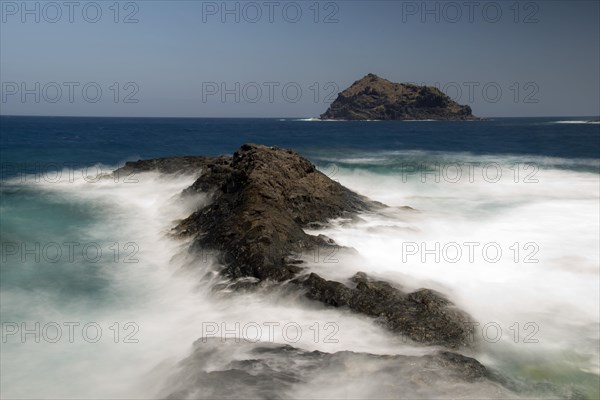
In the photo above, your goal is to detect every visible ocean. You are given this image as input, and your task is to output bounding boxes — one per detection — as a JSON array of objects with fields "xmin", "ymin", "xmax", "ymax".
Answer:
[{"xmin": 1, "ymin": 115, "xmax": 599, "ymax": 399}]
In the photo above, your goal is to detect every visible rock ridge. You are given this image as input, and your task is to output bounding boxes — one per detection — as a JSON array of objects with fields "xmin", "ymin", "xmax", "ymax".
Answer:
[{"xmin": 115, "ymin": 144, "xmax": 476, "ymax": 348}]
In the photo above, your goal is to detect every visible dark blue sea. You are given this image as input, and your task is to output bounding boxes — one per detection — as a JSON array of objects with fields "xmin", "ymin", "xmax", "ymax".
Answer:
[
  {"xmin": 1, "ymin": 115, "xmax": 599, "ymax": 399},
  {"xmin": 1, "ymin": 116, "xmax": 599, "ymax": 172}
]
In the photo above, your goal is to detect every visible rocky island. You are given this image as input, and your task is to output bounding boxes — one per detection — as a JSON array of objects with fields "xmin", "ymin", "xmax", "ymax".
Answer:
[{"xmin": 320, "ymin": 73, "xmax": 477, "ymax": 120}]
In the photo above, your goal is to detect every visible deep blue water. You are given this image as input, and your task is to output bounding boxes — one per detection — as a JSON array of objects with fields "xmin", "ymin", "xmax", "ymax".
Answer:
[{"xmin": 1, "ymin": 116, "xmax": 599, "ymax": 176}]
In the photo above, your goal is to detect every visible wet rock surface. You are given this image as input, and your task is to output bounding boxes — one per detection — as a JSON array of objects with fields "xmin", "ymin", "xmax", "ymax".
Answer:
[
  {"xmin": 160, "ymin": 339, "xmax": 515, "ymax": 400},
  {"xmin": 291, "ymin": 272, "xmax": 475, "ymax": 348},
  {"xmin": 114, "ymin": 156, "xmax": 216, "ymax": 176},
  {"xmin": 115, "ymin": 144, "xmax": 476, "ymax": 348},
  {"xmin": 174, "ymin": 144, "xmax": 378, "ymax": 282}
]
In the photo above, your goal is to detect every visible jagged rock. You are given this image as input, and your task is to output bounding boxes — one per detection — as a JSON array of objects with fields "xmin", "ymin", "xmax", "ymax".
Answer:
[
  {"xmin": 321, "ymin": 73, "xmax": 477, "ymax": 120},
  {"xmin": 292, "ymin": 272, "xmax": 475, "ymax": 348},
  {"xmin": 174, "ymin": 144, "xmax": 379, "ymax": 282},
  {"xmin": 113, "ymin": 144, "xmax": 476, "ymax": 348}
]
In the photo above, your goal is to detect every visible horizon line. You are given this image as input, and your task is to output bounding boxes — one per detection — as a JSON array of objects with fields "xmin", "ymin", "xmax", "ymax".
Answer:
[{"xmin": 2, "ymin": 114, "xmax": 599, "ymax": 120}]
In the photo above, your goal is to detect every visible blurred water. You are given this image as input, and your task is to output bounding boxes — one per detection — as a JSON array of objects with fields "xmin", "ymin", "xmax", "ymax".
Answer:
[{"xmin": 1, "ymin": 116, "xmax": 598, "ymax": 398}]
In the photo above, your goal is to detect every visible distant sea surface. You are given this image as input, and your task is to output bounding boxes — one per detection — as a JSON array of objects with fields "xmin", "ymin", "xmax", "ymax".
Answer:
[
  {"xmin": 1, "ymin": 115, "xmax": 599, "ymax": 399},
  {"xmin": 1, "ymin": 116, "xmax": 599, "ymax": 169}
]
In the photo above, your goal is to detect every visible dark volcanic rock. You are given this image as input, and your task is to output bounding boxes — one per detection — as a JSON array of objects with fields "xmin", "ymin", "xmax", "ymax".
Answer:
[
  {"xmin": 292, "ymin": 272, "xmax": 475, "ymax": 348},
  {"xmin": 114, "ymin": 156, "xmax": 216, "ymax": 176},
  {"xmin": 115, "ymin": 144, "xmax": 477, "ymax": 348},
  {"xmin": 174, "ymin": 144, "xmax": 378, "ymax": 282},
  {"xmin": 320, "ymin": 73, "xmax": 477, "ymax": 120}
]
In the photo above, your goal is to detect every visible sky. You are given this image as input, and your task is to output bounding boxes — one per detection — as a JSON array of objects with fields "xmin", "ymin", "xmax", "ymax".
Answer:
[{"xmin": 0, "ymin": 0, "xmax": 599, "ymax": 118}]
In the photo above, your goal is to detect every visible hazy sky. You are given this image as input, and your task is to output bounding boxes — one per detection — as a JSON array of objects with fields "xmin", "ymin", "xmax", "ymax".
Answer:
[{"xmin": 1, "ymin": 0, "xmax": 599, "ymax": 117}]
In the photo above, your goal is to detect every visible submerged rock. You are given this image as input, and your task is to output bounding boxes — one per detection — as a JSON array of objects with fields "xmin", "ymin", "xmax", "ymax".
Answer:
[
  {"xmin": 159, "ymin": 338, "xmax": 515, "ymax": 400},
  {"xmin": 320, "ymin": 73, "xmax": 477, "ymax": 120}
]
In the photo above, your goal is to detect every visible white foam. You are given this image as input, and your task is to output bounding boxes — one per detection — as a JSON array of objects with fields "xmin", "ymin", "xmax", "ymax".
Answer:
[
  {"xmin": 0, "ymin": 169, "xmax": 422, "ymax": 399},
  {"xmin": 306, "ymin": 158, "xmax": 600, "ymax": 379},
  {"xmin": 551, "ymin": 120, "xmax": 600, "ymax": 124},
  {"xmin": 3, "ymin": 156, "xmax": 598, "ymax": 398}
]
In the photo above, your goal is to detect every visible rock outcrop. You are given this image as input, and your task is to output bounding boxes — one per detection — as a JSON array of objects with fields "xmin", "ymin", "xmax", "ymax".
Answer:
[
  {"xmin": 115, "ymin": 156, "xmax": 216, "ymax": 176},
  {"xmin": 320, "ymin": 73, "xmax": 477, "ymax": 120},
  {"xmin": 159, "ymin": 339, "xmax": 511, "ymax": 400},
  {"xmin": 115, "ymin": 144, "xmax": 476, "ymax": 348},
  {"xmin": 174, "ymin": 144, "xmax": 378, "ymax": 282},
  {"xmin": 293, "ymin": 272, "xmax": 474, "ymax": 348}
]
